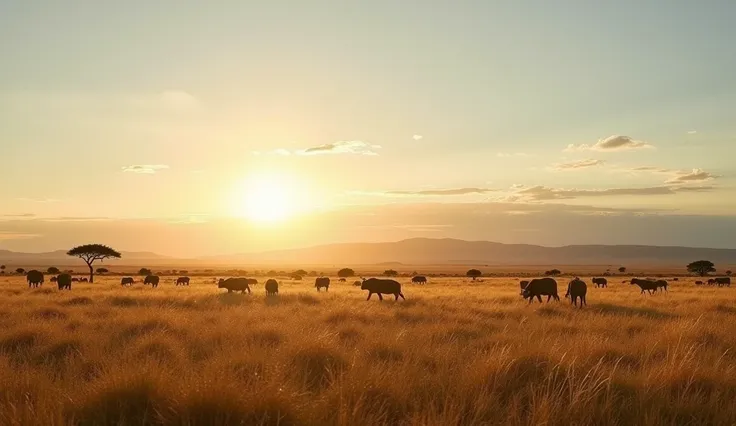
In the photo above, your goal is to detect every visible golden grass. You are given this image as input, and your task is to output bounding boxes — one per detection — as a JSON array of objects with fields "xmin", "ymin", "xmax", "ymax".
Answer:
[{"xmin": 0, "ymin": 275, "xmax": 735, "ymax": 425}]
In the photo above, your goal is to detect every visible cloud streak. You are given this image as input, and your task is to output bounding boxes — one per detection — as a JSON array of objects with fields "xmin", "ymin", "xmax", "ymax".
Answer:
[
  {"xmin": 666, "ymin": 169, "xmax": 718, "ymax": 184},
  {"xmin": 554, "ymin": 159, "xmax": 605, "ymax": 171},
  {"xmin": 299, "ymin": 140, "xmax": 381, "ymax": 156},
  {"xmin": 565, "ymin": 135, "xmax": 653, "ymax": 152},
  {"xmin": 507, "ymin": 185, "xmax": 715, "ymax": 202},
  {"xmin": 384, "ymin": 187, "xmax": 498, "ymax": 196},
  {"xmin": 122, "ymin": 165, "xmax": 170, "ymax": 174}
]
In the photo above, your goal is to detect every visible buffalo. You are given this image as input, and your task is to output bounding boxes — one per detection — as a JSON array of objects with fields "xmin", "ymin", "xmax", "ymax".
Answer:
[
  {"xmin": 353, "ymin": 280, "xmax": 362, "ymax": 286},
  {"xmin": 565, "ymin": 278, "xmax": 587, "ymax": 307},
  {"xmin": 361, "ymin": 278, "xmax": 405, "ymax": 301},
  {"xmin": 50, "ymin": 276, "xmax": 58, "ymax": 283},
  {"xmin": 715, "ymin": 277, "xmax": 731, "ymax": 287},
  {"xmin": 519, "ymin": 280, "xmax": 530, "ymax": 295},
  {"xmin": 315, "ymin": 277, "xmax": 330, "ymax": 292},
  {"xmin": 655, "ymin": 279, "xmax": 668, "ymax": 292},
  {"xmin": 592, "ymin": 277, "xmax": 607, "ymax": 288},
  {"xmin": 265, "ymin": 279, "xmax": 279, "ymax": 296},
  {"xmin": 412, "ymin": 276, "xmax": 427, "ymax": 285},
  {"xmin": 71, "ymin": 278, "xmax": 80, "ymax": 283},
  {"xmin": 144, "ymin": 275, "xmax": 160, "ymax": 288},
  {"xmin": 176, "ymin": 276, "xmax": 190, "ymax": 286},
  {"xmin": 121, "ymin": 277, "xmax": 135, "ymax": 286},
  {"xmin": 218, "ymin": 278, "xmax": 254, "ymax": 294},
  {"xmin": 26, "ymin": 270, "xmax": 44, "ymax": 288},
  {"xmin": 57, "ymin": 273, "xmax": 72, "ymax": 290},
  {"xmin": 695, "ymin": 280, "xmax": 703, "ymax": 285},
  {"xmin": 630, "ymin": 278, "xmax": 658, "ymax": 295},
  {"xmin": 522, "ymin": 278, "xmax": 560, "ymax": 304}
]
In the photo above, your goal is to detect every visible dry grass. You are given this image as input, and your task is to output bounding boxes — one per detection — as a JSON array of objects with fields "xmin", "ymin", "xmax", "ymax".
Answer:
[{"xmin": 0, "ymin": 275, "xmax": 735, "ymax": 425}]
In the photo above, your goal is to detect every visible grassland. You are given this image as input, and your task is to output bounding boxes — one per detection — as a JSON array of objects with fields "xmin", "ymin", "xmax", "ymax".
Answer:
[{"xmin": 1, "ymin": 274, "xmax": 735, "ymax": 425}]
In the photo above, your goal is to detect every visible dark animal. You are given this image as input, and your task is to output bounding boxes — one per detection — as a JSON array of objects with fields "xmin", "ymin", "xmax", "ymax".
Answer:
[
  {"xmin": 26, "ymin": 270, "xmax": 44, "ymax": 288},
  {"xmin": 655, "ymin": 279, "xmax": 668, "ymax": 292},
  {"xmin": 522, "ymin": 278, "xmax": 560, "ymax": 304},
  {"xmin": 565, "ymin": 278, "xmax": 587, "ymax": 307},
  {"xmin": 121, "ymin": 277, "xmax": 134, "ymax": 286},
  {"xmin": 672, "ymin": 278, "xmax": 679, "ymax": 281},
  {"xmin": 176, "ymin": 276, "xmax": 190, "ymax": 286},
  {"xmin": 315, "ymin": 277, "xmax": 330, "ymax": 292},
  {"xmin": 630, "ymin": 278, "xmax": 658, "ymax": 295},
  {"xmin": 411, "ymin": 275, "xmax": 427, "ymax": 285},
  {"xmin": 592, "ymin": 277, "xmax": 607, "ymax": 288},
  {"xmin": 218, "ymin": 278, "xmax": 253, "ymax": 294},
  {"xmin": 144, "ymin": 275, "xmax": 160, "ymax": 288},
  {"xmin": 50, "ymin": 276, "xmax": 58, "ymax": 283},
  {"xmin": 80, "ymin": 278, "xmax": 88, "ymax": 282},
  {"xmin": 265, "ymin": 279, "xmax": 279, "ymax": 296},
  {"xmin": 695, "ymin": 280, "xmax": 703, "ymax": 285},
  {"xmin": 57, "ymin": 273, "xmax": 72, "ymax": 290},
  {"xmin": 715, "ymin": 277, "xmax": 731, "ymax": 287},
  {"xmin": 707, "ymin": 279, "xmax": 716, "ymax": 286},
  {"xmin": 71, "ymin": 278, "xmax": 80, "ymax": 282},
  {"xmin": 519, "ymin": 280, "xmax": 530, "ymax": 295},
  {"xmin": 338, "ymin": 278, "xmax": 346, "ymax": 282},
  {"xmin": 361, "ymin": 278, "xmax": 405, "ymax": 301},
  {"xmin": 353, "ymin": 280, "xmax": 362, "ymax": 286}
]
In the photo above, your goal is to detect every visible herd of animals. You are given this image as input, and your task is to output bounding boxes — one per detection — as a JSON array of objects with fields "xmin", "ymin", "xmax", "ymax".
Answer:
[{"xmin": 17, "ymin": 270, "xmax": 733, "ymax": 306}]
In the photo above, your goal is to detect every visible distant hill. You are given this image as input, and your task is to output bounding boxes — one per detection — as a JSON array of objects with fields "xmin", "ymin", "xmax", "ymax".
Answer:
[
  {"xmin": 0, "ymin": 249, "xmax": 170, "ymax": 266},
  {"xmin": 209, "ymin": 238, "xmax": 736, "ymax": 267}
]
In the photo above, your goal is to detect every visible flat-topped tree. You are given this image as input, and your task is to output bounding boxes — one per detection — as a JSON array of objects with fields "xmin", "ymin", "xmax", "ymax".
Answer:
[
  {"xmin": 686, "ymin": 260, "xmax": 715, "ymax": 277},
  {"xmin": 67, "ymin": 244, "xmax": 121, "ymax": 283}
]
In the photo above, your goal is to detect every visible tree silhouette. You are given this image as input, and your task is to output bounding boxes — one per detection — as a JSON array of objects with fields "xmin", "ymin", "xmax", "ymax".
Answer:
[
  {"xmin": 686, "ymin": 260, "xmax": 716, "ymax": 277},
  {"xmin": 338, "ymin": 268, "xmax": 355, "ymax": 278},
  {"xmin": 545, "ymin": 269, "xmax": 562, "ymax": 276},
  {"xmin": 96, "ymin": 268, "xmax": 109, "ymax": 274},
  {"xmin": 618, "ymin": 267, "xmax": 626, "ymax": 273},
  {"xmin": 47, "ymin": 267, "xmax": 60, "ymax": 274},
  {"xmin": 67, "ymin": 244, "xmax": 121, "ymax": 283},
  {"xmin": 726, "ymin": 270, "xmax": 732, "ymax": 276},
  {"xmin": 383, "ymin": 269, "xmax": 399, "ymax": 277},
  {"xmin": 138, "ymin": 268, "xmax": 152, "ymax": 276},
  {"xmin": 16, "ymin": 268, "xmax": 25, "ymax": 275},
  {"xmin": 466, "ymin": 269, "xmax": 482, "ymax": 280},
  {"xmin": 294, "ymin": 269, "xmax": 308, "ymax": 276}
]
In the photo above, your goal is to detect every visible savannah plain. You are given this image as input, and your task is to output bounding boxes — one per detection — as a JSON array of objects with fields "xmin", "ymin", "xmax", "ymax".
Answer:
[{"xmin": 1, "ymin": 268, "xmax": 736, "ymax": 426}]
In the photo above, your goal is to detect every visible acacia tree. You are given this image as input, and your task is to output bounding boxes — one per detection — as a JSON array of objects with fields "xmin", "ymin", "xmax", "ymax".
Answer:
[
  {"xmin": 67, "ymin": 244, "xmax": 121, "ymax": 283},
  {"xmin": 466, "ymin": 269, "xmax": 482, "ymax": 281},
  {"xmin": 686, "ymin": 260, "xmax": 716, "ymax": 277},
  {"xmin": 138, "ymin": 268, "xmax": 152, "ymax": 276},
  {"xmin": 383, "ymin": 269, "xmax": 399, "ymax": 277},
  {"xmin": 338, "ymin": 268, "xmax": 355, "ymax": 278},
  {"xmin": 618, "ymin": 267, "xmax": 626, "ymax": 273},
  {"xmin": 16, "ymin": 268, "xmax": 25, "ymax": 275},
  {"xmin": 47, "ymin": 267, "xmax": 60, "ymax": 274},
  {"xmin": 726, "ymin": 270, "xmax": 732, "ymax": 276}
]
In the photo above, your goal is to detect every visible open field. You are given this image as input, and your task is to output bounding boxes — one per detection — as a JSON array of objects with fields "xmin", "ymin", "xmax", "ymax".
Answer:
[{"xmin": 1, "ymin": 275, "xmax": 735, "ymax": 425}]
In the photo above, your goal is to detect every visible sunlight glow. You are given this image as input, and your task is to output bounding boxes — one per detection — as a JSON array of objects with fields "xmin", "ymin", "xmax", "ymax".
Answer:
[{"xmin": 233, "ymin": 174, "xmax": 295, "ymax": 222}]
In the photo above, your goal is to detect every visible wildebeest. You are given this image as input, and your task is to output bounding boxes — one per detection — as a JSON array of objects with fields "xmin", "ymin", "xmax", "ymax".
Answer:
[
  {"xmin": 144, "ymin": 275, "xmax": 160, "ymax": 288},
  {"xmin": 361, "ymin": 278, "xmax": 405, "ymax": 301},
  {"xmin": 715, "ymin": 277, "xmax": 731, "ymax": 287},
  {"xmin": 565, "ymin": 278, "xmax": 587, "ymax": 307},
  {"xmin": 655, "ymin": 279, "xmax": 668, "ymax": 292},
  {"xmin": 315, "ymin": 277, "xmax": 330, "ymax": 292},
  {"xmin": 411, "ymin": 275, "xmax": 427, "ymax": 285},
  {"xmin": 26, "ymin": 270, "xmax": 44, "ymax": 288},
  {"xmin": 592, "ymin": 277, "xmax": 607, "ymax": 288},
  {"xmin": 218, "ymin": 278, "xmax": 254, "ymax": 294},
  {"xmin": 121, "ymin": 277, "xmax": 134, "ymax": 286},
  {"xmin": 265, "ymin": 279, "xmax": 279, "ymax": 296},
  {"xmin": 57, "ymin": 273, "xmax": 72, "ymax": 290},
  {"xmin": 522, "ymin": 278, "xmax": 560, "ymax": 304},
  {"xmin": 176, "ymin": 276, "xmax": 190, "ymax": 286},
  {"xmin": 519, "ymin": 280, "xmax": 530, "ymax": 295},
  {"xmin": 630, "ymin": 278, "xmax": 658, "ymax": 295}
]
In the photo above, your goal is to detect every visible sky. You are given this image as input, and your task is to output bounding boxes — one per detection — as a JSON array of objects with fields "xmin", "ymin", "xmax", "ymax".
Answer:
[{"xmin": 1, "ymin": 1, "xmax": 735, "ymax": 257}]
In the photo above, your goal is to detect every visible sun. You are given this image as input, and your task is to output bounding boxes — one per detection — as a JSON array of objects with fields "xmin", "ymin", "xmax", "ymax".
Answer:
[{"xmin": 234, "ymin": 174, "xmax": 294, "ymax": 222}]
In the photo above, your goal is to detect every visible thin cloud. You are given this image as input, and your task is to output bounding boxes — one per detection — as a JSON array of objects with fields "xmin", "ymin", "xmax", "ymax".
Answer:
[
  {"xmin": 412, "ymin": 134, "xmax": 423, "ymax": 141},
  {"xmin": 508, "ymin": 185, "xmax": 716, "ymax": 202},
  {"xmin": 687, "ymin": 130, "xmax": 697, "ymax": 134},
  {"xmin": 16, "ymin": 198, "xmax": 62, "ymax": 203},
  {"xmin": 496, "ymin": 152, "xmax": 528, "ymax": 158},
  {"xmin": 0, "ymin": 231, "xmax": 40, "ymax": 241},
  {"xmin": 554, "ymin": 159, "xmax": 605, "ymax": 171},
  {"xmin": 565, "ymin": 135, "xmax": 653, "ymax": 152},
  {"xmin": 1, "ymin": 213, "xmax": 36, "ymax": 218},
  {"xmin": 629, "ymin": 166, "xmax": 671, "ymax": 173},
  {"xmin": 666, "ymin": 169, "xmax": 718, "ymax": 184},
  {"xmin": 252, "ymin": 149, "xmax": 291, "ymax": 156},
  {"xmin": 386, "ymin": 188, "xmax": 498, "ymax": 196},
  {"xmin": 122, "ymin": 165, "xmax": 170, "ymax": 174},
  {"xmin": 299, "ymin": 141, "xmax": 381, "ymax": 156}
]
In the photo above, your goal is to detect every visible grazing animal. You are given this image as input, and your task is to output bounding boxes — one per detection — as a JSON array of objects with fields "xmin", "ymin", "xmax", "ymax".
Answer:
[
  {"xmin": 50, "ymin": 276, "xmax": 58, "ymax": 283},
  {"xmin": 565, "ymin": 278, "xmax": 587, "ymax": 307},
  {"xmin": 338, "ymin": 278, "xmax": 346, "ymax": 282},
  {"xmin": 361, "ymin": 278, "xmax": 405, "ymax": 301},
  {"xmin": 707, "ymin": 279, "xmax": 716, "ymax": 286},
  {"xmin": 26, "ymin": 270, "xmax": 44, "ymax": 288},
  {"xmin": 218, "ymin": 278, "xmax": 253, "ymax": 294},
  {"xmin": 592, "ymin": 277, "xmax": 608, "ymax": 288},
  {"xmin": 655, "ymin": 279, "xmax": 668, "ymax": 292},
  {"xmin": 715, "ymin": 277, "xmax": 731, "ymax": 287},
  {"xmin": 695, "ymin": 280, "xmax": 703, "ymax": 285},
  {"xmin": 57, "ymin": 273, "xmax": 72, "ymax": 290},
  {"xmin": 315, "ymin": 277, "xmax": 330, "ymax": 292},
  {"xmin": 353, "ymin": 280, "xmax": 362, "ymax": 286},
  {"xmin": 411, "ymin": 275, "xmax": 428, "ymax": 285},
  {"xmin": 144, "ymin": 275, "xmax": 160, "ymax": 288},
  {"xmin": 121, "ymin": 277, "xmax": 134, "ymax": 286},
  {"xmin": 176, "ymin": 276, "xmax": 190, "ymax": 286},
  {"xmin": 71, "ymin": 278, "xmax": 80, "ymax": 282},
  {"xmin": 522, "ymin": 278, "xmax": 560, "ymax": 304},
  {"xmin": 265, "ymin": 279, "xmax": 279, "ymax": 296},
  {"xmin": 519, "ymin": 280, "xmax": 530, "ymax": 295},
  {"xmin": 80, "ymin": 278, "xmax": 88, "ymax": 282},
  {"xmin": 630, "ymin": 278, "xmax": 659, "ymax": 295},
  {"xmin": 672, "ymin": 278, "xmax": 679, "ymax": 281}
]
